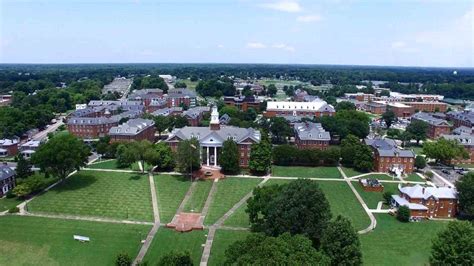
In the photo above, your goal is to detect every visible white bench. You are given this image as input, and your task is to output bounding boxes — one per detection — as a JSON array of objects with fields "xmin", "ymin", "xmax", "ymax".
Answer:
[{"xmin": 73, "ymin": 235, "xmax": 90, "ymax": 242}]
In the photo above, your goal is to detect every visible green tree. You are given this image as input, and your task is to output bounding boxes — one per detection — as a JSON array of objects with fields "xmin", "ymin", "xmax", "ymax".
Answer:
[
  {"xmin": 225, "ymin": 233, "xmax": 330, "ymax": 265},
  {"xmin": 266, "ymin": 84, "xmax": 277, "ymax": 97},
  {"xmin": 269, "ymin": 117, "xmax": 292, "ymax": 144},
  {"xmin": 32, "ymin": 134, "xmax": 90, "ymax": 179},
  {"xmin": 172, "ymin": 116, "xmax": 190, "ymax": 129},
  {"xmin": 406, "ymin": 120, "xmax": 428, "ymax": 144},
  {"xmin": 414, "ymin": 155, "xmax": 426, "ymax": 169},
  {"xmin": 397, "ymin": 205, "xmax": 410, "ymax": 222},
  {"xmin": 157, "ymin": 251, "xmax": 193, "ymax": 266},
  {"xmin": 95, "ymin": 136, "xmax": 110, "ymax": 157},
  {"xmin": 340, "ymin": 135, "xmax": 361, "ymax": 166},
  {"xmin": 115, "ymin": 252, "xmax": 132, "ymax": 266},
  {"xmin": 116, "ymin": 144, "xmax": 135, "ymax": 168},
  {"xmin": 153, "ymin": 115, "xmax": 171, "ymax": 137},
  {"xmin": 423, "ymin": 138, "xmax": 469, "ymax": 164},
  {"xmin": 382, "ymin": 110, "xmax": 396, "ymax": 128},
  {"xmin": 321, "ymin": 215, "xmax": 362, "ymax": 266},
  {"xmin": 220, "ymin": 139, "xmax": 240, "ymax": 174},
  {"xmin": 335, "ymin": 101, "xmax": 356, "ymax": 111},
  {"xmin": 176, "ymin": 138, "xmax": 201, "ymax": 174},
  {"xmin": 456, "ymin": 172, "xmax": 474, "ymax": 219},
  {"xmin": 128, "ymin": 140, "xmax": 155, "ymax": 173},
  {"xmin": 15, "ymin": 153, "xmax": 32, "ymax": 179},
  {"xmin": 249, "ymin": 136, "xmax": 272, "ymax": 175},
  {"xmin": 353, "ymin": 145, "xmax": 374, "ymax": 172},
  {"xmin": 174, "ymin": 81, "xmax": 187, "ymax": 88},
  {"xmin": 247, "ymin": 179, "xmax": 332, "ymax": 247},
  {"xmin": 430, "ymin": 221, "xmax": 474, "ymax": 265},
  {"xmin": 149, "ymin": 142, "xmax": 175, "ymax": 171}
]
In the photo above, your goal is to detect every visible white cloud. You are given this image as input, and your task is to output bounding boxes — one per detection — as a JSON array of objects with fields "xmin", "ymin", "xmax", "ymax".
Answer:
[
  {"xmin": 272, "ymin": 43, "xmax": 295, "ymax": 52},
  {"xmin": 260, "ymin": 1, "xmax": 302, "ymax": 13},
  {"xmin": 217, "ymin": 44, "xmax": 224, "ymax": 48},
  {"xmin": 296, "ymin": 14, "xmax": 322, "ymax": 23},
  {"xmin": 391, "ymin": 41, "xmax": 406, "ymax": 49},
  {"xmin": 246, "ymin": 42, "xmax": 267, "ymax": 49}
]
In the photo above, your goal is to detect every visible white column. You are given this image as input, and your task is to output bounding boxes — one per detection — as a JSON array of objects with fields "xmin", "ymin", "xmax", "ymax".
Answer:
[
  {"xmin": 214, "ymin": 146, "xmax": 217, "ymax": 167},
  {"xmin": 206, "ymin": 146, "xmax": 210, "ymax": 166}
]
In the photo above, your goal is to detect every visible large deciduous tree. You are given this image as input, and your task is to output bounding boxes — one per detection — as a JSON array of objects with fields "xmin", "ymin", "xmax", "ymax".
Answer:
[
  {"xmin": 157, "ymin": 251, "xmax": 193, "ymax": 266},
  {"xmin": 149, "ymin": 142, "xmax": 175, "ymax": 171},
  {"xmin": 382, "ymin": 110, "xmax": 396, "ymax": 128},
  {"xmin": 269, "ymin": 117, "xmax": 292, "ymax": 144},
  {"xmin": 176, "ymin": 138, "xmax": 201, "ymax": 174},
  {"xmin": 423, "ymin": 138, "xmax": 469, "ymax": 164},
  {"xmin": 32, "ymin": 133, "xmax": 90, "ymax": 179},
  {"xmin": 248, "ymin": 136, "xmax": 272, "ymax": 175},
  {"xmin": 153, "ymin": 115, "xmax": 171, "ymax": 137},
  {"xmin": 456, "ymin": 172, "xmax": 474, "ymax": 219},
  {"xmin": 15, "ymin": 153, "xmax": 32, "ymax": 179},
  {"xmin": 406, "ymin": 120, "xmax": 428, "ymax": 144},
  {"xmin": 430, "ymin": 221, "xmax": 474, "ymax": 265},
  {"xmin": 220, "ymin": 139, "xmax": 240, "ymax": 174}
]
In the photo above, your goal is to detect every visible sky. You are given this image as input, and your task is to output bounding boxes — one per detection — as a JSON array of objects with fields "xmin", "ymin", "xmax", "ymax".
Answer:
[{"xmin": 0, "ymin": 0, "xmax": 473, "ymax": 67}]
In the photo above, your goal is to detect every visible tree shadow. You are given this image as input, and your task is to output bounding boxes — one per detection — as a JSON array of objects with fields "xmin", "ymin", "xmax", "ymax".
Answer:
[
  {"xmin": 51, "ymin": 174, "xmax": 98, "ymax": 192},
  {"xmin": 129, "ymin": 174, "xmax": 145, "ymax": 181}
]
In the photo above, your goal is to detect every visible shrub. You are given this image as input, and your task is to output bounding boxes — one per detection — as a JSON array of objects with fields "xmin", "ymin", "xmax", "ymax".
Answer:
[
  {"xmin": 397, "ymin": 206, "xmax": 410, "ymax": 222},
  {"xmin": 8, "ymin": 207, "xmax": 19, "ymax": 213},
  {"xmin": 272, "ymin": 145, "xmax": 340, "ymax": 167},
  {"xmin": 383, "ymin": 191, "xmax": 392, "ymax": 204},
  {"xmin": 425, "ymin": 170, "xmax": 434, "ymax": 180},
  {"xmin": 5, "ymin": 190, "xmax": 15, "ymax": 198},
  {"xmin": 115, "ymin": 252, "xmax": 132, "ymax": 266}
]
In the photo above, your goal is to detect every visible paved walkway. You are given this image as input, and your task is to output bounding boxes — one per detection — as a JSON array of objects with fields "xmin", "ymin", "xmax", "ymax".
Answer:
[{"xmin": 201, "ymin": 179, "xmax": 218, "ymax": 218}]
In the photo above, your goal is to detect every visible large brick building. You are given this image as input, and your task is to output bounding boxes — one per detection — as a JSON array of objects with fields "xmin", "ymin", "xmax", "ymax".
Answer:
[
  {"xmin": 294, "ymin": 122, "xmax": 330, "ymax": 150},
  {"xmin": 109, "ymin": 118, "xmax": 156, "ymax": 143},
  {"xmin": 264, "ymin": 100, "xmax": 335, "ymax": 118},
  {"xmin": 411, "ymin": 112, "xmax": 451, "ymax": 139},
  {"xmin": 387, "ymin": 102, "xmax": 414, "ymax": 118},
  {"xmin": 182, "ymin": 106, "xmax": 211, "ymax": 126},
  {"xmin": 391, "ymin": 184, "xmax": 457, "ymax": 218},
  {"xmin": 166, "ymin": 88, "xmax": 196, "ymax": 108},
  {"xmin": 441, "ymin": 134, "xmax": 474, "ymax": 164},
  {"xmin": 447, "ymin": 110, "xmax": 474, "ymax": 128},
  {"xmin": 365, "ymin": 138, "xmax": 415, "ymax": 175},
  {"xmin": 166, "ymin": 107, "xmax": 261, "ymax": 167},
  {"xmin": 404, "ymin": 102, "xmax": 447, "ymax": 113},
  {"xmin": 365, "ymin": 102, "xmax": 387, "ymax": 114},
  {"xmin": 223, "ymin": 96, "xmax": 261, "ymax": 112}
]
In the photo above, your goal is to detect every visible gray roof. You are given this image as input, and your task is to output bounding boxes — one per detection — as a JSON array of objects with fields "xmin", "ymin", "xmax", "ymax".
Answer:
[
  {"xmin": 67, "ymin": 110, "xmax": 142, "ymax": 125},
  {"xmin": 448, "ymin": 111, "xmax": 474, "ymax": 124},
  {"xmin": 411, "ymin": 112, "xmax": 449, "ymax": 126},
  {"xmin": 391, "ymin": 195, "xmax": 428, "ymax": 211},
  {"xmin": 151, "ymin": 107, "xmax": 183, "ymax": 117},
  {"xmin": 219, "ymin": 114, "xmax": 231, "ymax": 125},
  {"xmin": 400, "ymin": 184, "xmax": 457, "ymax": 200},
  {"xmin": 452, "ymin": 126, "xmax": 473, "ymax": 135},
  {"xmin": 167, "ymin": 88, "xmax": 196, "ymax": 98},
  {"xmin": 294, "ymin": 122, "xmax": 330, "ymax": 141},
  {"xmin": 109, "ymin": 118, "xmax": 154, "ymax": 136},
  {"xmin": 442, "ymin": 134, "xmax": 474, "ymax": 146},
  {"xmin": 167, "ymin": 126, "xmax": 261, "ymax": 145},
  {"xmin": 0, "ymin": 165, "xmax": 15, "ymax": 181},
  {"xmin": 182, "ymin": 106, "xmax": 210, "ymax": 119},
  {"xmin": 365, "ymin": 138, "xmax": 415, "ymax": 158},
  {"xmin": 128, "ymin": 89, "xmax": 163, "ymax": 100},
  {"xmin": 0, "ymin": 139, "xmax": 19, "ymax": 146}
]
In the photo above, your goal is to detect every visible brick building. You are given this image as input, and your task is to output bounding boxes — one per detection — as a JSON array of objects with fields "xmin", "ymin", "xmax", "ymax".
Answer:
[
  {"xmin": 405, "ymin": 102, "xmax": 447, "ymax": 113},
  {"xmin": 345, "ymin": 93, "xmax": 374, "ymax": 102},
  {"xmin": 166, "ymin": 107, "xmax": 261, "ymax": 167},
  {"xmin": 0, "ymin": 165, "xmax": 15, "ymax": 197},
  {"xmin": 411, "ymin": 112, "xmax": 451, "ymax": 139},
  {"xmin": 182, "ymin": 106, "xmax": 211, "ymax": 126},
  {"xmin": 365, "ymin": 102, "xmax": 387, "ymax": 114},
  {"xmin": 166, "ymin": 88, "xmax": 196, "ymax": 108},
  {"xmin": 128, "ymin": 89, "xmax": 164, "ymax": 112},
  {"xmin": 365, "ymin": 138, "xmax": 415, "ymax": 175},
  {"xmin": 151, "ymin": 107, "xmax": 183, "ymax": 117},
  {"xmin": 264, "ymin": 100, "xmax": 335, "ymax": 118},
  {"xmin": 391, "ymin": 184, "xmax": 457, "ymax": 218},
  {"xmin": 387, "ymin": 102, "xmax": 414, "ymax": 118},
  {"xmin": 109, "ymin": 118, "xmax": 155, "ymax": 143},
  {"xmin": 294, "ymin": 122, "xmax": 330, "ymax": 150},
  {"xmin": 447, "ymin": 110, "xmax": 474, "ymax": 128},
  {"xmin": 223, "ymin": 96, "xmax": 261, "ymax": 112},
  {"xmin": 0, "ymin": 139, "xmax": 19, "ymax": 157}
]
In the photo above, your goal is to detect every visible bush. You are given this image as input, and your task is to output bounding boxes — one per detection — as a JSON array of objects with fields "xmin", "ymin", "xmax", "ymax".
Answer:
[
  {"xmin": 115, "ymin": 252, "xmax": 132, "ymax": 266},
  {"xmin": 13, "ymin": 174, "xmax": 58, "ymax": 198},
  {"xmin": 415, "ymin": 156, "xmax": 426, "ymax": 169},
  {"xmin": 5, "ymin": 190, "xmax": 15, "ymax": 198},
  {"xmin": 272, "ymin": 145, "xmax": 341, "ymax": 167},
  {"xmin": 8, "ymin": 207, "xmax": 19, "ymax": 213},
  {"xmin": 397, "ymin": 206, "xmax": 410, "ymax": 222},
  {"xmin": 383, "ymin": 191, "xmax": 392, "ymax": 204},
  {"xmin": 425, "ymin": 170, "xmax": 434, "ymax": 180}
]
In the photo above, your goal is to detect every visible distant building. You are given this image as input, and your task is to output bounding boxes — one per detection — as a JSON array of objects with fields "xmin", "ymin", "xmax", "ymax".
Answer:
[
  {"xmin": 452, "ymin": 126, "xmax": 473, "ymax": 136},
  {"xmin": 391, "ymin": 184, "xmax": 457, "ymax": 218},
  {"xmin": 0, "ymin": 139, "xmax": 19, "ymax": 157},
  {"xmin": 0, "ymin": 94, "xmax": 12, "ymax": 107},
  {"xmin": 109, "ymin": 118, "xmax": 155, "ymax": 143},
  {"xmin": 159, "ymin": 74, "xmax": 176, "ymax": 83},
  {"xmin": 151, "ymin": 107, "xmax": 183, "ymax": 117},
  {"xmin": 441, "ymin": 134, "xmax": 474, "ymax": 164},
  {"xmin": 19, "ymin": 140, "xmax": 41, "ymax": 158},
  {"xmin": 405, "ymin": 102, "xmax": 447, "ymax": 113},
  {"xmin": 294, "ymin": 122, "xmax": 330, "ymax": 150},
  {"xmin": 365, "ymin": 138, "xmax": 415, "ymax": 175},
  {"xmin": 102, "ymin": 77, "xmax": 133, "ymax": 95},
  {"xmin": 129, "ymin": 89, "xmax": 164, "ymax": 112},
  {"xmin": 264, "ymin": 100, "xmax": 335, "ymax": 118},
  {"xmin": 365, "ymin": 102, "xmax": 387, "ymax": 115},
  {"xmin": 166, "ymin": 88, "xmax": 196, "ymax": 108},
  {"xmin": 411, "ymin": 112, "xmax": 451, "ymax": 139},
  {"xmin": 182, "ymin": 106, "xmax": 211, "ymax": 126},
  {"xmin": 0, "ymin": 165, "xmax": 15, "ymax": 197},
  {"xmin": 345, "ymin": 93, "xmax": 374, "ymax": 102},
  {"xmin": 447, "ymin": 110, "xmax": 474, "ymax": 128},
  {"xmin": 223, "ymin": 96, "xmax": 261, "ymax": 112}
]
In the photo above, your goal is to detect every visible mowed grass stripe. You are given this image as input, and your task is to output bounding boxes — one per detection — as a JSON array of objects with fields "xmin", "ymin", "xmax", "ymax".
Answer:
[
  {"xmin": 204, "ymin": 177, "xmax": 262, "ymax": 226},
  {"xmin": 208, "ymin": 229, "xmax": 251, "ymax": 266},
  {"xmin": 183, "ymin": 180, "xmax": 213, "ymax": 213},
  {"xmin": 154, "ymin": 175, "xmax": 191, "ymax": 223},
  {"xmin": 0, "ymin": 215, "xmax": 150, "ymax": 266},
  {"xmin": 27, "ymin": 171, "xmax": 153, "ymax": 222},
  {"xmin": 272, "ymin": 166, "xmax": 342, "ymax": 179}
]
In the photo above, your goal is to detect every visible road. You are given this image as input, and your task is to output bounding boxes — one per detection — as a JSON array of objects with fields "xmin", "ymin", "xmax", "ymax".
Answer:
[{"xmin": 31, "ymin": 117, "xmax": 65, "ymax": 141}]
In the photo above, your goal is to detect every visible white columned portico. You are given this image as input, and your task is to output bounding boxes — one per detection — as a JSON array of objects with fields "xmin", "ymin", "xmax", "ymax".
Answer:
[
  {"xmin": 214, "ymin": 146, "xmax": 217, "ymax": 167},
  {"xmin": 206, "ymin": 146, "xmax": 210, "ymax": 166}
]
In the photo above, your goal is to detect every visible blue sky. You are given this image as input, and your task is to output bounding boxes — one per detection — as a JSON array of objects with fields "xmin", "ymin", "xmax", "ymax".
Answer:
[{"xmin": 0, "ymin": 0, "xmax": 473, "ymax": 67}]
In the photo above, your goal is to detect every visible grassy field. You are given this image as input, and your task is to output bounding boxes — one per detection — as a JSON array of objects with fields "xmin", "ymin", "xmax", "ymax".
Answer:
[
  {"xmin": 204, "ymin": 177, "xmax": 262, "ymax": 225},
  {"xmin": 410, "ymin": 146, "xmax": 424, "ymax": 156},
  {"xmin": 178, "ymin": 79, "xmax": 199, "ymax": 90},
  {"xmin": 222, "ymin": 203, "xmax": 251, "ymax": 228},
  {"xmin": 361, "ymin": 174, "xmax": 397, "ymax": 181},
  {"xmin": 143, "ymin": 228, "xmax": 207, "ymax": 265},
  {"xmin": 28, "ymin": 171, "xmax": 153, "ymax": 221},
  {"xmin": 360, "ymin": 214, "xmax": 448, "ymax": 265},
  {"xmin": 87, "ymin": 159, "xmax": 151, "ymax": 171},
  {"xmin": 353, "ymin": 181, "xmax": 400, "ymax": 209},
  {"xmin": 405, "ymin": 173, "xmax": 425, "ymax": 182},
  {"xmin": 183, "ymin": 180, "xmax": 213, "ymax": 213},
  {"xmin": 341, "ymin": 167, "xmax": 365, "ymax": 177},
  {"xmin": 265, "ymin": 179, "xmax": 370, "ymax": 231},
  {"xmin": 208, "ymin": 229, "xmax": 251, "ymax": 266},
  {"xmin": 0, "ymin": 216, "xmax": 150, "ymax": 265},
  {"xmin": 272, "ymin": 166, "xmax": 342, "ymax": 179},
  {"xmin": 154, "ymin": 175, "xmax": 192, "ymax": 223},
  {"xmin": 0, "ymin": 197, "xmax": 21, "ymax": 212}
]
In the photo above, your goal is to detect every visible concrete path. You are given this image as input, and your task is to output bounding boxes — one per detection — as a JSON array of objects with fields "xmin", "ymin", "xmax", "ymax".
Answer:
[
  {"xmin": 200, "ymin": 179, "xmax": 218, "ymax": 218},
  {"xmin": 338, "ymin": 167, "xmax": 377, "ymax": 234},
  {"xmin": 133, "ymin": 172, "xmax": 161, "ymax": 265}
]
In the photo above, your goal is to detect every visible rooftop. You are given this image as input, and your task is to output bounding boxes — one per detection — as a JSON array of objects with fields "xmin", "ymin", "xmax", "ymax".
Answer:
[
  {"xmin": 294, "ymin": 122, "xmax": 331, "ymax": 141},
  {"xmin": 109, "ymin": 118, "xmax": 154, "ymax": 136},
  {"xmin": 411, "ymin": 112, "xmax": 450, "ymax": 126},
  {"xmin": 399, "ymin": 184, "xmax": 457, "ymax": 200},
  {"xmin": 0, "ymin": 165, "xmax": 15, "ymax": 181},
  {"xmin": 167, "ymin": 125, "xmax": 261, "ymax": 145},
  {"xmin": 365, "ymin": 138, "xmax": 415, "ymax": 158},
  {"xmin": 266, "ymin": 100, "xmax": 335, "ymax": 112}
]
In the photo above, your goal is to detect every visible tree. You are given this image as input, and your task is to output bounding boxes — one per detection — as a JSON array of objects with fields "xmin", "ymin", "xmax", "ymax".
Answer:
[
  {"xmin": 171, "ymin": 116, "xmax": 190, "ymax": 129},
  {"xmin": 128, "ymin": 140, "xmax": 155, "ymax": 172},
  {"xmin": 414, "ymin": 156, "xmax": 426, "ymax": 169},
  {"xmin": 15, "ymin": 153, "xmax": 32, "ymax": 179},
  {"xmin": 32, "ymin": 134, "xmax": 89, "ymax": 179},
  {"xmin": 95, "ymin": 136, "xmax": 110, "ymax": 157},
  {"xmin": 247, "ymin": 179, "xmax": 332, "ymax": 247},
  {"xmin": 225, "ymin": 233, "xmax": 330, "ymax": 265},
  {"xmin": 340, "ymin": 135, "xmax": 361, "ymax": 166},
  {"xmin": 220, "ymin": 139, "xmax": 240, "ymax": 174},
  {"xmin": 149, "ymin": 142, "xmax": 175, "ymax": 171},
  {"xmin": 269, "ymin": 117, "xmax": 292, "ymax": 144},
  {"xmin": 321, "ymin": 215, "xmax": 362, "ymax": 266},
  {"xmin": 353, "ymin": 144, "xmax": 374, "ymax": 172},
  {"xmin": 116, "ymin": 144, "xmax": 136, "ymax": 168},
  {"xmin": 423, "ymin": 138, "xmax": 469, "ymax": 164},
  {"xmin": 382, "ymin": 110, "xmax": 396, "ymax": 128},
  {"xmin": 406, "ymin": 120, "xmax": 428, "ymax": 144},
  {"xmin": 153, "ymin": 115, "xmax": 171, "ymax": 137},
  {"xmin": 176, "ymin": 138, "xmax": 201, "ymax": 174},
  {"xmin": 397, "ymin": 205, "xmax": 410, "ymax": 222},
  {"xmin": 335, "ymin": 101, "xmax": 356, "ymax": 111},
  {"xmin": 174, "ymin": 81, "xmax": 187, "ymax": 88},
  {"xmin": 430, "ymin": 221, "xmax": 474, "ymax": 265},
  {"xmin": 157, "ymin": 251, "xmax": 193, "ymax": 266},
  {"xmin": 266, "ymin": 84, "xmax": 277, "ymax": 97},
  {"xmin": 456, "ymin": 172, "xmax": 474, "ymax": 219},
  {"xmin": 248, "ymin": 136, "xmax": 272, "ymax": 175},
  {"xmin": 115, "ymin": 252, "xmax": 132, "ymax": 266},
  {"xmin": 383, "ymin": 191, "xmax": 392, "ymax": 204}
]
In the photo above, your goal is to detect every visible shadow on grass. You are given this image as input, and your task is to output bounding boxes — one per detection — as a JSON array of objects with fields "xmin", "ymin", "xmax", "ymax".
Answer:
[
  {"xmin": 129, "ymin": 174, "xmax": 145, "ymax": 181},
  {"xmin": 50, "ymin": 174, "xmax": 97, "ymax": 192}
]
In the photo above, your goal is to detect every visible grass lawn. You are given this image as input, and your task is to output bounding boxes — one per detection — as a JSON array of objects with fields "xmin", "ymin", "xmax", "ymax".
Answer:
[
  {"xmin": 204, "ymin": 177, "xmax": 262, "ymax": 226},
  {"xmin": 405, "ymin": 173, "xmax": 425, "ymax": 182},
  {"xmin": 183, "ymin": 180, "xmax": 213, "ymax": 213},
  {"xmin": 341, "ymin": 167, "xmax": 365, "ymax": 177},
  {"xmin": 0, "ymin": 197, "xmax": 22, "ymax": 212},
  {"xmin": 458, "ymin": 163, "xmax": 474, "ymax": 168},
  {"xmin": 87, "ymin": 159, "xmax": 151, "ymax": 171},
  {"xmin": 223, "ymin": 203, "xmax": 250, "ymax": 228},
  {"xmin": 361, "ymin": 174, "xmax": 397, "ymax": 181},
  {"xmin": 272, "ymin": 166, "xmax": 342, "ymax": 179},
  {"xmin": 143, "ymin": 228, "xmax": 207, "ymax": 265},
  {"xmin": 0, "ymin": 215, "xmax": 150, "ymax": 266},
  {"xmin": 154, "ymin": 175, "xmax": 192, "ymax": 223},
  {"xmin": 410, "ymin": 146, "xmax": 424, "ymax": 156},
  {"xmin": 28, "ymin": 171, "xmax": 153, "ymax": 222},
  {"xmin": 265, "ymin": 179, "xmax": 371, "ymax": 231},
  {"xmin": 208, "ymin": 229, "xmax": 251, "ymax": 266},
  {"xmin": 353, "ymin": 182, "xmax": 400, "ymax": 209},
  {"xmin": 360, "ymin": 214, "xmax": 448, "ymax": 265}
]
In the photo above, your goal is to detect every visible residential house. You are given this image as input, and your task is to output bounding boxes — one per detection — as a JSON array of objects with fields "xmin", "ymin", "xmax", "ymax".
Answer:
[
  {"xmin": 0, "ymin": 139, "xmax": 19, "ymax": 157},
  {"xmin": 0, "ymin": 165, "xmax": 15, "ymax": 197},
  {"xmin": 365, "ymin": 138, "xmax": 415, "ymax": 175}
]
